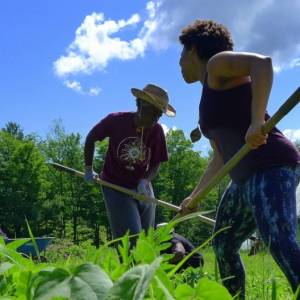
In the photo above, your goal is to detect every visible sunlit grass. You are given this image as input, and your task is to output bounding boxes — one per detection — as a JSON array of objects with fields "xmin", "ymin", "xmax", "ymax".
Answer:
[{"xmin": 201, "ymin": 247, "xmax": 294, "ymax": 300}]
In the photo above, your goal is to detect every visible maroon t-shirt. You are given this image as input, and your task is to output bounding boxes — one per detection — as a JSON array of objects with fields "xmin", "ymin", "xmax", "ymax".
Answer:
[
  {"xmin": 199, "ymin": 80, "xmax": 300, "ymax": 183},
  {"xmin": 88, "ymin": 112, "xmax": 168, "ymax": 188}
]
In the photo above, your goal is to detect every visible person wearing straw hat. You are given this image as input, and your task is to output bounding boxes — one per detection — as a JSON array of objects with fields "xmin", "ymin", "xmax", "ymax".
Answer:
[
  {"xmin": 84, "ymin": 84, "xmax": 176, "ymax": 242},
  {"xmin": 177, "ymin": 20, "xmax": 300, "ymax": 299}
]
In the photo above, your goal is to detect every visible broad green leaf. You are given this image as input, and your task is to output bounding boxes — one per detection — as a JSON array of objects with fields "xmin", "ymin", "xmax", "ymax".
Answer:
[
  {"xmin": 72, "ymin": 263, "xmax": 113, "ymax": 298},
  {"xmin": 33, "ymin": 263, "xmax": 113, "ymax": 300},
  {"xmin": 174, "ymin": 284, "xmax": 195, "ymax": 298},
  {"xmin": 174, "ymin": 279, "xmax": 232, "ymax": 300},
  {"xmin": 195, "ymin": 278, "xmax": 233, "ymax": 300},
  {"xmin": 106, "ymin": 257, "xmax": 162, "ymax": 300}
]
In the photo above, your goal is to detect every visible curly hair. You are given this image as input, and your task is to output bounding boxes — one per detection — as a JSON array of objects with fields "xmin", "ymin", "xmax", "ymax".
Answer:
[{"xmin": 179, "ymin": 20, "xmax": 234, "ymax": 60}]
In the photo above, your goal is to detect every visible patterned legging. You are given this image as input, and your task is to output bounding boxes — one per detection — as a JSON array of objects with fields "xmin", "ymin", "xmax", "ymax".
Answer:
[{"xmin": 213, "ymin": 165, "xmax": 300, "ymax": 299}]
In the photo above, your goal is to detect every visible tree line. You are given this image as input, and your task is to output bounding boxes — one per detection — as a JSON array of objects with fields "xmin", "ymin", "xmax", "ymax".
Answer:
[{"xmin": 4, "ymin": 121, "xmax": 298, "ymax": 247}]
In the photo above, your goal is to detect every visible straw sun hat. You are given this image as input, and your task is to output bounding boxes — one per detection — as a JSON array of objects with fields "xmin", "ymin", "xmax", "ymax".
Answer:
[{"xmin": 131, "ymin": 84, "xmax": 176, "ymax": 117}]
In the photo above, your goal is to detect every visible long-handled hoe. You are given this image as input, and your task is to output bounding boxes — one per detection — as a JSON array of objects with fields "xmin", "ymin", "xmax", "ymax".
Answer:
[
  {"xmin": 46, "ymin": 161, "xmax": 215, "ymax": 226},
  {"xmin": 47, "ymin": 86, "xmax": 300, "ymax": 228}
]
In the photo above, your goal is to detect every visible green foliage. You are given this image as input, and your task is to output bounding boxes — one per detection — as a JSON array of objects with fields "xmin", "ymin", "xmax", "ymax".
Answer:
[
  {"xmin": 106, "ymin": 258, "xmax": 161, "ymax": 300},
  {"xmin": 0, "ymin": 230, "xmax": 235, "ymax": 300},
  {"xmin": 1, "ymin": 228, "xmax": 299, "ymax": 299},
  {"xmin": 174, "ymin": 278, "xmax": 232, "ymax": 300},
  {"xmin": 33, "ymin": 264, "xmax": 113, "ymax": 300},
  {"xmin": 0, "ymin": 131, "xmax": 48, "ymax": 236},
  {"xmin": 2, "ymin": 122, "xmax": 24, "ymax": 140}
]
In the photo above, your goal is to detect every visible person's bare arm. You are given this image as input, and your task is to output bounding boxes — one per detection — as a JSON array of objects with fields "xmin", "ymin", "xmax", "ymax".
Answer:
[
  {"xmin": 180, "ymin": 140, "xmax": 223, "ymax": 213},
  {"xmin": 84, "ymin": 127, "xmax": 103, "ymax": 181},
  {"xmin": 84, "ymin": 130, "xmax": 97, "ymax": 168},
  {"xmin": 207, "ymin": 51, "xmax": 273, "ymax": 149}
]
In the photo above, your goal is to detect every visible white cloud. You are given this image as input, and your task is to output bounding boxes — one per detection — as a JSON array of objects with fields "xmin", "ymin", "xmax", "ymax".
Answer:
[
  {"xmin": 282, "ymin": 129, "xmax": 300, "ymax": 142},
  {"xmin": 55, "ymin": 1, "xmax": 300, "ymax": 93},
  {"xmin": 63, "ymin": 80, "xmax": 101, "ymax": 96},
  {"xmin": 290, "ymin": 58, "xmax": 300, "ymax": 69},
  {"xmin": 139, "ymin": 0, "xmax": 300, "ymax": 70},
  {"xmin": 89, "ymin": 87, "xmax": 102, "ymax": 96},
  {"xmin": 54, "ymin": 12, "xmax": 146, "ymax": 77},
  {"xmin": 63, "ymin": 80, "xmax": 83, "ymax": 93}
]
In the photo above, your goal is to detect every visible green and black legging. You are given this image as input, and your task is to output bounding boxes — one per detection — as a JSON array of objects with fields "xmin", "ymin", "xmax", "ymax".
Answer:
[{"xmin": 213, "ymin": 164, "xmax": 300, "ymax": 299}]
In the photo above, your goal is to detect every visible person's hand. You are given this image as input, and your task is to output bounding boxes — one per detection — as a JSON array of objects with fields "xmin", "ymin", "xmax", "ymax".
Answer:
[
  {"xmin": 190, "ymin": 127, "xmax": 202, "ymax": 143},
  {"xmin": 137, "ymin": 179, "xmax": 154, "ymax": 197},
  {"xmin": 245, "ymin": 121, "xmax": 268, "ymax": 149},
  {"xmin": 179, "ymin": 196, "xmax": 198, "ymax": 216},
  {"xmin": 84, "ymin": 166, "xmax": 99, "ymax": 183}
]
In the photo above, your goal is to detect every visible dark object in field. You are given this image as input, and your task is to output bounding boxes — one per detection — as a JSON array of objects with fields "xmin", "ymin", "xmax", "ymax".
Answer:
[
  {"xmin": 4, "ymin": 237, "xmax": 53, "ymax": 260},
  {"xmin": 161, "ymin": 232, "xmax": 204, "ymax": 270}
]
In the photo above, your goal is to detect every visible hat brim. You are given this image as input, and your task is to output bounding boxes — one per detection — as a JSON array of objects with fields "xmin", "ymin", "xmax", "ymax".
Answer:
[{"xmin": 131, "ymin": 88, "xmax": 176, "ymax": 117}]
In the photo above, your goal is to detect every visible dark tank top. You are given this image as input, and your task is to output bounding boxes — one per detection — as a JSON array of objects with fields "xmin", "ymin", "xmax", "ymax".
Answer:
[{"xmin": 199, "ymin": 79, "xmax": 300, "ymax": 183}]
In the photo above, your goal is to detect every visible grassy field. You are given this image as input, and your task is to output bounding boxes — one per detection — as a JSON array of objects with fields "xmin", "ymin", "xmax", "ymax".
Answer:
[{"xmin": 199, "ymin": 248, "xmax": 294, "ymax": 300}]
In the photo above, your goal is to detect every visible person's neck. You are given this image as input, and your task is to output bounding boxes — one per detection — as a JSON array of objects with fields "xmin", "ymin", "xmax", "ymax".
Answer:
[
  {"xmin": 198, "ymin": 61, "xmax": 207, "ymax": 85},
  {"xmin": 133, "ymin": 113, "xmax": 144, "ymax": 129}
]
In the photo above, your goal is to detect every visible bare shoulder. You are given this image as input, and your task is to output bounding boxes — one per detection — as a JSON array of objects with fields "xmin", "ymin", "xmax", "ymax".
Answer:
[
  {"xmin": 207, "ymin": 51, "xmax": 271, "ymax": 89},
  {"xmin": 208, "ymin": 51, "xmax": 270, "ymax": 69}
]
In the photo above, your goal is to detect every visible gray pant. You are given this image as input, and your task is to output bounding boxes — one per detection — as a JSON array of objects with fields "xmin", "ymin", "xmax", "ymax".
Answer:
[{"xmin": 102, "ymin": 186, "xmax": 156, "ymax": 240}]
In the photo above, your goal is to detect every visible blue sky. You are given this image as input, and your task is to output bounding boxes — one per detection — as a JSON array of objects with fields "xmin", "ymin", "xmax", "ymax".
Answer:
[{"xmin": 1, "ymin": 0, "xmax": 300, "ymax": 155}]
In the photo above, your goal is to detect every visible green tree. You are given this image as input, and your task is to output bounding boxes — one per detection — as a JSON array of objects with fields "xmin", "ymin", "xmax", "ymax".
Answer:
[
  {"xmin": 86, "ymin": 139, "xmax": 110, "ymax": 246},
  {"xmin": 41, "ymin": 120, "xmax": 86, "ymax": 242},
  {"xmin": 0, "ymin": 131, "xmax": 48, "ymax": 236},
  {"xmin": 2, "ymin": 122, "xmax": 24, "ymax": 140},
  {"xmin": 41, "ymin": 120, "xmax": 108, "ymax": 245}
]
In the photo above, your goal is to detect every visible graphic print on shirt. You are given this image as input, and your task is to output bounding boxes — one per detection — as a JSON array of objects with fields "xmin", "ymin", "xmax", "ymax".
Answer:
[{"xmin": 117, "ymin": 137, "xmax": 151, "ymax": 171}]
